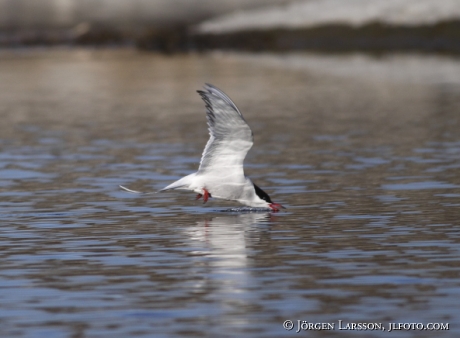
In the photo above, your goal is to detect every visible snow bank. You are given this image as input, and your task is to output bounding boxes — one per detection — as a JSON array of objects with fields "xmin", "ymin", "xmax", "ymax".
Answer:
[{"xmin": 197, "ymin": 0, "xmax": 460, "ymax": 34}]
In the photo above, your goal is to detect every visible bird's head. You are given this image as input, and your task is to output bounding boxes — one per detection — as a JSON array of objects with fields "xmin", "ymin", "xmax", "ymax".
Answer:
[{"xmin": 253, "ymin": 183, "xmax": 285, "ymax": 212}]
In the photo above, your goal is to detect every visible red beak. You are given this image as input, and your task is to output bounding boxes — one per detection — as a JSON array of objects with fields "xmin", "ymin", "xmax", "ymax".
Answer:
[{"xmin": 269, "ymin": 203, "xmax": 285, "ymax": 212}]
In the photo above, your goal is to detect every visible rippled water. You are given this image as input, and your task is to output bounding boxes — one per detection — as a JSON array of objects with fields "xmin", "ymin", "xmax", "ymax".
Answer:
[{"xmin": 1, "ymin": 49, "xmax": 459, "ymax": 337}]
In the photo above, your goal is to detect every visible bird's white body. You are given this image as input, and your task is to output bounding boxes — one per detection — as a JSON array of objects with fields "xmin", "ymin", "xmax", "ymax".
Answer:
[
  {"xmin": 121, "ymin": 84, "xmax": 283, "ymax": 211},
  {"xmin": 161, "ymin": 172, "xmax": 270, "ymax": 208}
]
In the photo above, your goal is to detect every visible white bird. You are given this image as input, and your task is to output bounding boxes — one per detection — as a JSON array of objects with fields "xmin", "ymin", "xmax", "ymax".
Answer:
[{"xmin": 121, "ymin": 84, "xmax": 284, "ymax": 212}]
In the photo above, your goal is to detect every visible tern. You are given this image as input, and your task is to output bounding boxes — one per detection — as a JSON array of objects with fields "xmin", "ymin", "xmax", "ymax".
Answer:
[{"xmin": 121, "ymin": 84, "xmax": 284, "ymax": 212}]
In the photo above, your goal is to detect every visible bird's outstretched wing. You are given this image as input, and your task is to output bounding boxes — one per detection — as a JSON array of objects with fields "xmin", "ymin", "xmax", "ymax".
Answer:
[{"xmin": 197, "ymin": 84, "xmax": 253, "ymax": 176}]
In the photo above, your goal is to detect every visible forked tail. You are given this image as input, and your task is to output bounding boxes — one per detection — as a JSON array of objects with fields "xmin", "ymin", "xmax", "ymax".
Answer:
[
  {"xmin": 119, "ymin": 173, "xmax": 196, "ymax": 195},
  {"xmin": 157, "ymin": 173, "xmax": 196, "ymax": 192}
]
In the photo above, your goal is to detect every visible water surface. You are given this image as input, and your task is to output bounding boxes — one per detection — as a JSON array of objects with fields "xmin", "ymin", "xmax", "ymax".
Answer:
[{"xmin": 0, "ymin": 49, "xmax": 459, "ymax": 337}]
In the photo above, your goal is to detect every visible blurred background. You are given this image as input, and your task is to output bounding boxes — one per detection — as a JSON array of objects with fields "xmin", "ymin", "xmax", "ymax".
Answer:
[{"xmin": 1, "ymin": 0, "xmax": 459, "ymax": 53}]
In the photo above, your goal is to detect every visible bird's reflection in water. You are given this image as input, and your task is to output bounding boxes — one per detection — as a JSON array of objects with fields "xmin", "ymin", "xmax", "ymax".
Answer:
[{"xmin": 185, "ymin": 213, "xmax": 271, "ymax": 318}]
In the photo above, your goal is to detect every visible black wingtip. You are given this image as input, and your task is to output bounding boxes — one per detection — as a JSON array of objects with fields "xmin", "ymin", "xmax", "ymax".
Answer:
[
  {"xmin": 197, "ymin": 83, "xmax": 214, "ymax": 93},
  {"xmin": 197, "ymin": 83, "xmax": 243, "ymax": 118}
]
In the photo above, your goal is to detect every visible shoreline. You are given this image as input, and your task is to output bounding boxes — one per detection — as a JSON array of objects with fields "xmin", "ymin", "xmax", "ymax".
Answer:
[
  {"xmin": 1, "ymin": 20, "xmax": 460, "ymax": 55},
  {"xmin": 193, "ymin": 20, "xmax": 460, "ymax": 55}
]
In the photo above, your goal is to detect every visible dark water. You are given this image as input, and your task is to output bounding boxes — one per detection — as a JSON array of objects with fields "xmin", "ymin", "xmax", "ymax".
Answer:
[{"xmin": 0, "ymin": 49, "xmax": 459, "ymax": 337}]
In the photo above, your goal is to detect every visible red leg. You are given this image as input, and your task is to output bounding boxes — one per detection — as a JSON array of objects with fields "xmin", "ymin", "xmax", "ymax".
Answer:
[{"xmin": 203, "ymin": 188, "xmax": 210, "ymax": 204}]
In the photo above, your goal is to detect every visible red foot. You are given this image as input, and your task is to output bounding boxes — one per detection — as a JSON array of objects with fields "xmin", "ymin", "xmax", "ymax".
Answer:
[
  {"xmin": 202, "ymin": 188, "xmax": 210, "ymax": 204},
  {"xmin": 195, "ymin": 189, "xmax": 211, "ymax": 203}
]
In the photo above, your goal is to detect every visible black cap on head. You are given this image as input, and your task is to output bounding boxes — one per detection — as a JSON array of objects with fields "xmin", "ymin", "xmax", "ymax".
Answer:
[{"xmin": 253, "ymin": 183, "xmax": 272, "ymax": 203}]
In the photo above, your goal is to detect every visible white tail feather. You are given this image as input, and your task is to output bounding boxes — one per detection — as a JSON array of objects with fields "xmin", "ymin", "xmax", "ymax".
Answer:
[
  {"xmin": 119, "ymin": 185, "xmax": 157, "ymax": 195},
  {"xmin": 159, "ymin": 173, "xmax": 196, "ymax": 192}
]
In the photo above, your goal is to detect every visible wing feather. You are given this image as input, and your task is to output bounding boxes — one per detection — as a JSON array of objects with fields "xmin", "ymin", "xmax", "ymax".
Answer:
[{"xmin": 197, "ymin": 84, "xmax": 253, "ymax": 175}]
